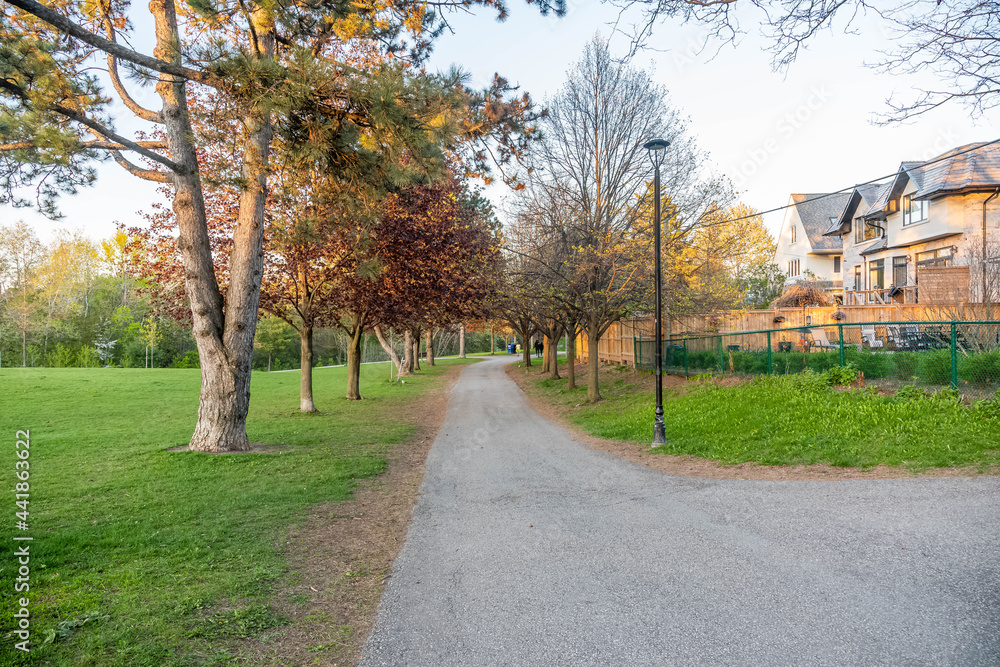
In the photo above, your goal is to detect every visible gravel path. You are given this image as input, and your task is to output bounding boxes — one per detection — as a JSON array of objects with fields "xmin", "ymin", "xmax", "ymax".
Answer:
[{"xmin": 361, "ymin": 356, "xmax": 1000, "ymax": 666}]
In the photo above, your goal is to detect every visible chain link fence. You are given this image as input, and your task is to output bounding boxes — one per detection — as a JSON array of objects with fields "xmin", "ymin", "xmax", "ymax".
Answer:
[{"xmin": 636, "ymin": 320, "xmax": 1000, "ymax": 400}]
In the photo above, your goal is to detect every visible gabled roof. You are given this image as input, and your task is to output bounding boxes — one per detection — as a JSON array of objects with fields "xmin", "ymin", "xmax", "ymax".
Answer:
[
  {"xmin": 862, "ymin": 181, "xmax": 900, "ymax": 220},
  {"xmin": 910, "ymin": 142, "xmax": 1000, "ymax": 199},
  {"xmin": 823, "ymin": 184, "xmax": 881, "ymax": 236},
  {"xmin": 790, "ymin": 193, "xmax": 852, "ymax": 251},
  {"xmin": 862, "ymin": 143, "xmax": 1000, "ymax": 218},
  {"xmin": 900, "ymin": 161, "xmax": 925, "ymax": 191}
]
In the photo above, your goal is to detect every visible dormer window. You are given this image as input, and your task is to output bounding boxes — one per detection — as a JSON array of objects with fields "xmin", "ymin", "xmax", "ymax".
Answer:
[
  {"xmin": 902, "ymin": 194, "xmax": 929, "ymax": 225},
  {"xmin": 791, "ymin": 224, "xmax": 797, "ymax": 243},
  {"xmin": 854, "ymin": 217, "xmax": 878, "ymax": 243}
]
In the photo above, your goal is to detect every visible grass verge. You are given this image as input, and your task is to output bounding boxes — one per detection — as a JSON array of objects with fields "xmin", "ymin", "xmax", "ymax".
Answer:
[
  {"xmin": 511, "ymin": 361, "xmax": 1000, "ymax": 473},
  {"xmin": 0, "ymin": 359, "xmax": 471, "ymax": 666}
]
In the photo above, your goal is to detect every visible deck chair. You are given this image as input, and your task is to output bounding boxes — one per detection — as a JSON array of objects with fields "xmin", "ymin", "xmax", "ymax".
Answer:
[
  {"xmin": 860, "ymin": 324, "xmax": 884, "ymax": 350},
  {"xmin": 903, "ymin": 323, "xmax": 929, "ymax": 350},
  {"xmin": 808, "ymin": 328, "xmax": 837, "ymax": 351},
  {"xmin": 886, "ymin": 325, "xmax": 908, "ymax": 351}
]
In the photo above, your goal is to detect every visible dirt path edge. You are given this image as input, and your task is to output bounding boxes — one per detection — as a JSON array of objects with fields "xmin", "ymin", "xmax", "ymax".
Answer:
[{"xmin": 247, "ymin": 363, "xmax": 466, "ymax": 666}]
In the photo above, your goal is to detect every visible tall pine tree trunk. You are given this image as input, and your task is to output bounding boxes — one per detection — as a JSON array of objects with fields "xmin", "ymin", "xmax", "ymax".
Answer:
[
  {"xmin": 425, "ymin": 327, "xmax": 435, "ymax": 366},
  {"xmin": 459, "ymin": 323, "xmax": 466, "ymax": 358},
  {"xmin": 345, "ymin": 317, "xmax": 365, "ymax": 400},
  {"xmin": 299, "ymin": 325, "xmax": 317, "ymax": 412},
  {"xmin": 152, "ymin": 0, "xmax": 273, "ymax": 452},
  {"xmin": 586, "ymin": 316, "xmax": 601, "ymax": 403}
]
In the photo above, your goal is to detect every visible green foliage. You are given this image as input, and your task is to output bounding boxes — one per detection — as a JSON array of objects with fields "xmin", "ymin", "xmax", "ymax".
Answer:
[
  {"xmin": 76, "ymin": 345, "xmax": 100, "ymax": 368},
  {"xmin": 738, "ymin": 261, "xmax": 786, "ymax": 310},
  {"xmin": 823, "ymin": 363, "xmax": 858, "ymax": 386},
  {"xmin": 958, "ymin": 350, "xmax": 1000, "ymax": 385},
  {"xmin": 45, "ymin": 343, "xmax": 76, "ymax": 368},
  {"xmin": 894, "ymin": 384, "xmax": 927, "ymax": 402},
  {"xmin": 919, "ymin": 349, "xmax": 952, "ymax": 385},
  {"xmin": 524, "ymin": 368, "xmax": 1000, "ymax": 471},
  {"xmin": 170, "ymin": 350, "xmax": 201, "ymax": 369}
]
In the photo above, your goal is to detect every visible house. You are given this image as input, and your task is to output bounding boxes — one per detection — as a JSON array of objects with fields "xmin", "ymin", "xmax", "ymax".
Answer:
[
  {"xmin": 823, "ymin": 142, "xmax": 1000, "ymax": 305},
  {"xmin": 773, "ymin": 192, "xmax": 852, "ymax": 288}
]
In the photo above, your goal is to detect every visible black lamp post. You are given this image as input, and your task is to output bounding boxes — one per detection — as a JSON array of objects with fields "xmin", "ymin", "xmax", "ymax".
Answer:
[{"xmin": 643, "ymin": 138, "xmax": 669, "ymax": 446}]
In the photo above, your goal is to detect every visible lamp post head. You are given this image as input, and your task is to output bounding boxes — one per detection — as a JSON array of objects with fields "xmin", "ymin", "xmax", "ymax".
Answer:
[{"xmin": 643, "ymin": 138, "xmax": 669, "ymax": 168}]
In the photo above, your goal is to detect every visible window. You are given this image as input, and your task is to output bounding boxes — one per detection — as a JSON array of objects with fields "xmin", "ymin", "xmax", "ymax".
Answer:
[
  {"xmin": 869, "ymin": 259, "xmax": 885, "ymax": 290},
  {"xmin": 902, "ymin": 195, "xmax": 929, "ymax": 225},
  {"xmin": 853, "ymin": 265, "xmax": 862, "ymax": 291},
  {"xmin": 854, "ymin": 217, "xmax": 878, "ymax": 243},
  {"xmin": 892, "ymin": 256, "xmax": 908, "ymax": 286},
  {"xmin": 833, "ymin": 255, "xmax": 841, "ymax": 274},
  {"xmin": 786, "ymin": 259, "xmax": 800, "ymax": 277},
  {"xmin": 916, "ymin": 247, "xmax": 954, "ymax": 266},
  {"xmin": 791, "ymin": 225, "xmax": 797, "ymax": 243}
]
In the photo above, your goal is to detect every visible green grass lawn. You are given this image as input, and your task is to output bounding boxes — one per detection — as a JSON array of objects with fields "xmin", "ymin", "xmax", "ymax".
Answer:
[
  {"xmin": 520, "ymin": 364, "xmax": 1000, "ymax": 471},
  {"xmin": 0, "ymin": 359, "xmax": 471, "ymax": 666}
]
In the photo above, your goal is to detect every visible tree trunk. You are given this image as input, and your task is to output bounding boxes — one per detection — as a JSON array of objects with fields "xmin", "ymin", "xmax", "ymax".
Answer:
[
  {"xmin": 403, "ymin": 329, "xmax": 414, "ymax": 373},
  {"xmin": 267, "ymin": 352, "xmax": 271, "ymax": 372},
  {"xmin": 22, "ymin": 329, "xmax": 26, "ymax": 367},
  {"xmin": 586, "ymin": 318, "xmax": 601, "ymax": 403},
  {"xmin": 522, "ymin": 338, "xmax": 531, "ymax": 366},
  {"xmin": 490, "ymin": 325, "xmax": 495, "ymax": 355},
  {"xmin": 151, "ymin": 0, "xmax": 273, "ymax": 452},
  {"xmin": 346, "ymin": 319, "xmax": 364, "ymax": 400},
  {"xmin": 425, "ymin": 327, "xmax": 435, "ymax": 366},
  {"xmin": 374, "ymin": 324, "xmax": 405, "ymax": 376},
  {"xmin": 566, "ymin": 327, "xmax": 577, "ymax": 390},
  {"xmin": 299, "ymin": 325, "xmax": 317, "ymax": 412},
  {"xmin": 549, "ymin": 324, "xmax": 563, "ymax": 380},
  {"xmin": 413, "ymin": 327, "xmax": 421, "ymax": 370},
  {"xmin": 541, "ymin": 335, "xmax": 550, "ymax": 372},
  {"xmin": 459, "ymin": 323, "xmax": 466, "ymax": 358}
]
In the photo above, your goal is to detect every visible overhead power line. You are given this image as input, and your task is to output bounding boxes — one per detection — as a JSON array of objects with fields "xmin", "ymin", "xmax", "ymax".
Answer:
[{"xmin": 699, "ymin": 137, "xmax": 1000, "ymax": 228}]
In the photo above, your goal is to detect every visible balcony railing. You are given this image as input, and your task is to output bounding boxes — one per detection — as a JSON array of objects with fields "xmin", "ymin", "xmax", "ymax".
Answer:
[{"xmin": 844, "ymin": 285, "xmax": 918, "ymax": 305}]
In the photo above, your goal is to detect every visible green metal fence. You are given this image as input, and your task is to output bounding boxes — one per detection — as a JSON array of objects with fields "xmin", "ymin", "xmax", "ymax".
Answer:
[{"xmin": 635, "ymin": 320, "xmax": 1000, "ymax": 399}]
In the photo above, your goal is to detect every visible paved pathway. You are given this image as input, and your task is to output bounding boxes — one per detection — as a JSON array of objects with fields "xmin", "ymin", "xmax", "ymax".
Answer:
[{"xmin": 362, "ymin": 356, "xmax": 1000, "ymax": 666}]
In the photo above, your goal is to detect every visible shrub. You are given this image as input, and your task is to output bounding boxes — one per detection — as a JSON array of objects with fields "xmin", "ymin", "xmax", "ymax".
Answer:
[
  {"xmin": 76, "ymin": 345, "xmax": 100, "ymax": 368},
  {"xmin": 958, "ymin": 350, "xmax": 1000, "ymax": 385},
  {"xmin": 894, "ymin": 384, "xmax": 926, "ymax": 402},
  {"xmin": 918, "ymin": 349, "xmax": 952, "ymax": 385},
  {"xmin": 773, "ymin": 352, "xmax": 806, "ymax": 375},
  {"xmin": 46, "ymin": 343, "xmax": 77, "ymax": 368},
  {"xmin": 171, "ymin": 351, "xmax": 200, "ymax": 369},
  {"xmin": 890, "ymin": 351, "xmax": 920, "ymax": 381},
  {"xmin": 786, "ymin": 368, "xmax": 829, "ymax": 393},
  {"xmin": 824, "ymin": 363, "xmax": 858, "ymax": 386}
]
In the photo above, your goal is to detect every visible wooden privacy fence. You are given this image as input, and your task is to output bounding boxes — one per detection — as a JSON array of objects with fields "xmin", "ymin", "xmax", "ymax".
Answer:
[{"xmin": 578, "ymin": 304, "xmax": 1000, "ymax": 367}]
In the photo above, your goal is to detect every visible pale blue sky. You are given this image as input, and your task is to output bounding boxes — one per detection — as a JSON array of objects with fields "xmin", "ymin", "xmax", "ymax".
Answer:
[{"xmin": 5, "ymin": 1, "xmax": 995, "ymax": 243}]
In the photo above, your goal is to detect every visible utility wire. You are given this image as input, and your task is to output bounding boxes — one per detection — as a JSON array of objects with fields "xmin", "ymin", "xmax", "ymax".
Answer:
[{"xmin": 699, "ymin": 137, "xmax": 1000, "ymax": 228}]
